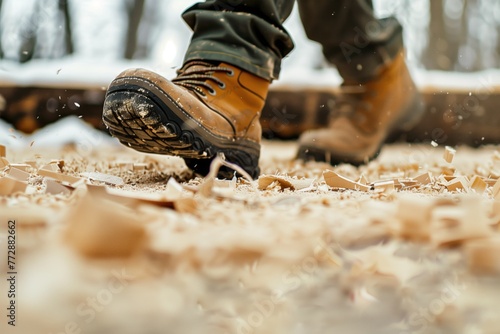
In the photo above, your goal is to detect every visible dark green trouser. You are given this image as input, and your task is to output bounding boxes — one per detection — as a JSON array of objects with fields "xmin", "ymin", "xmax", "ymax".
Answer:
[{"xmin": 182, "ymin": 0, "xmax": 403, "ymax": 82}]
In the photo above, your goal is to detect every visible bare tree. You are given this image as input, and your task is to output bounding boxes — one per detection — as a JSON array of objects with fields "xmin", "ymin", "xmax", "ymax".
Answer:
[
  {"xmin": 422, "ymin": 0, "xmax": 448, "ymax": 70},
  {"xmin": 0, "ymin": 0, "xmax": 3, "ymax": 58},
  {"xmin": 124, "ymin": 0, "xmax": 145, "ymax": 59},
  {"xmin": 59, "ymin": 0, "xmax": 73, "ymax": 55},
  {"xmin": 19, "ymin": 2, "xmax": 40, "ymax": 63}
]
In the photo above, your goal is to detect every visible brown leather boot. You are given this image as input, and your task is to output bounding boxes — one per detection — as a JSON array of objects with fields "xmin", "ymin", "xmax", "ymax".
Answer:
[
  {"xmin": 102, "ymin": 61, "xmax": 270, "ymax": 179},
  {"xmin": 297, "ymin": 51, "xmax": 424, "ymax": 166}
]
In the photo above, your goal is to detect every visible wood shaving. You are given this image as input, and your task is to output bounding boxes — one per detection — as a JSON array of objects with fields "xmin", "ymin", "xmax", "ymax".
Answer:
[
  {"xmin": 8, "ymin": 167, "xmax": 30, "ymax": 182},
  {"xmin": 0, "ymin": 157, "xmax": 9, "ymax": 169},
  {"xmin": 323, "ymin": 170, "xmax": 371, "ymax": 192},
  {"xmin": 0, "ymin": 176, "xmax": 27, "ymax": 195},
  {"xmin": 258, "ymin": 174, "xmax": 314, "ymax": 191},
  {"xmin": 63, "ymin": 193, "xmax": 147, "ymax": 258},
  {"xmin": 81, "ymin": 172, "xmax": 125, "ymax": 186}
]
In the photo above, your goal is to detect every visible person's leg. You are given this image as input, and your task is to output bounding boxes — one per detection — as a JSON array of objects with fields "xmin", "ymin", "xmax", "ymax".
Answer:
[
  {"xmin": 297, "ymin": 0, "xmax": 403, "ymax": 83},
  {"xmin": 296, "ymin": 0, "xmax": 424, "ymax": 166},
  {"xmin": 103, "ymin": 1, "xmax": 296, "ymax": 179},
  {"xmin": 182, "ymin": 0, "xmax": 296, "ymax": 80}
]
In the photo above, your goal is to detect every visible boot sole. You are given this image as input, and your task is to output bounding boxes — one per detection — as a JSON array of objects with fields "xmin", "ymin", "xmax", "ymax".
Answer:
[
  {"xmin": 297, "ymin": 91, "xmax": 425, "ymax": 166},
  {"xmin": 102, "ymin": 75, "xmax": 260, "ymax": 179}
]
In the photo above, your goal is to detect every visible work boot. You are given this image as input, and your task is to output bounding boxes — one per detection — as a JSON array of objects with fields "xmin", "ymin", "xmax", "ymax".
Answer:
[
  {"xmin": 297, "ymin": 51, "xmax": 424, "ymax": 166},
  {"xmin": 102, "ymin": 61, "xmax": 270, "ymax": 179}
]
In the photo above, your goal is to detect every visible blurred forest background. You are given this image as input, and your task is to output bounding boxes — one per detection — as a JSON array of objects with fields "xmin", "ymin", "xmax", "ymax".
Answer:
[{"xmin": 0, "ymin": 0, "xmax": 500, "ymax": 72}]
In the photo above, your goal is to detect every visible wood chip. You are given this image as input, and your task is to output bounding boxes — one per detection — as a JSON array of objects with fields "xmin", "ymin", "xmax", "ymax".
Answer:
[
  {"xmin": 50, "ymin": 159, "xmax": 65, "ymax": 169},
  {"xmin": 165, "ymin": 177, "xmax": 185, "ymax": 197},
  {"xmin": 81, "ymin": 172, "xmax": 124, "ymax": 186},
  {"xmin": 394, "ymin": 179, "xmax": 419, "ymax": 190},
  {"xmin": 357, "ymin": 174, "xmax": 369, "ymax": 185},
  {"xmin": 445, "ymin": 177, "xmax": 468, "ymax": 191},
  {"xmin": 24, "ymin": 160, "xmax": 37, "ymax": 168},
  {"xmin": 396, "ymin": 195, "xmax": 433, "ymax": 241},
  {"xmin": 64, "ymin": 193, "xmax": 147, "ymax": 258},
  {"xmin": 37, "ymin": 169, "xmax": 82, "ymax": 187},
  {"xmin": 213, "ymin": 177, "xmax": 237, "ymax": 189},
  {"xmin": 470, "ymin": 175, "xmax": 487, "ymax": 194},
  {"xmin": 372, "ymin": 180, "xmax": 395, "ymax": 193},
  {"xmin": 465, "ymin": 237, "xmax": 500, "ymax": 274},
  {"xmin": 133, "ymin": 163, "xmax": 149, "ymax": 171},
  {"xmin": 443, "ymin": 146, "xmax": 456, "ymax": 163},
  {"xmin": 0, "ymin": 176, "xmax": 27, "ymax": 195},
  {"xmin": 173, "ymin": 198, "xmax": 198, "ymax": 214},
  {"xmin": 492, "ymin": 178, "xmax": 500, "ymax": 200},
  {"xmin": 0, "ymin": 144, "xmax": 5, "ymax": 157},
  {"xmin": 258, "ymin": 175, "xmax": 313, "ymax": 191},
  {"xmin": 380, "ymin": 172, "xmax": 405, "ymax": 180},
  {"xmin": 323, "ymin": 170, "xmax": 371, "ymax": 192},
  {"xmin": 8, "ymin": 167, "xmax": 30, "ymax": 182},
  {"xmin": 92, "ymin": 185, "xmax": 192, "ymax": 210},
  {"xmin": 441, "ymin": 166, "xmax": 456, "ymax": 176},
  {"xmin": 431, "ymin": 197, "xmax": 492, "ymax": 247},
  {"xmin": 0, "ymin": 157, "xmax": 10, "ymax": 169},
  {"xmin": 414, "ymin": 172, "xmax": 433, "ymax": 185},
  {"xmin": 9, "ymin": 163, "xmax": 31, "ymax": 172},
  {"xmin": 40, "ymin": 163, "xmax": 61, "ymax": 172},
  {"xmin": 117, "ymin": 161, "xmax": 134, "ymax": 171},
  {"xmin": 45, "ymin": 179, "xmax": 72, "ymax": 196}
]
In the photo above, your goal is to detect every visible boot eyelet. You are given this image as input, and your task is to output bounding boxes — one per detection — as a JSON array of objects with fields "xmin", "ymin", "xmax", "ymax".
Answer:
[
  {"xmin": 208, "ymin": 89, "xmax": 217, "ymax": 96},
  {"xmin": 227, "ymin": 70, "xmax": 234, "ymax": 77},
  {"xmin": 218, "ymin": 82, "xmax": 226, "ymax": 89}
]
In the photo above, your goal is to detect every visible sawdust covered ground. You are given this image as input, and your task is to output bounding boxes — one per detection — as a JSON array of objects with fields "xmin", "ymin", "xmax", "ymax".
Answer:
[{"xmin": 1, "ymin": 140, "xmax": 500, "ymax": 334}]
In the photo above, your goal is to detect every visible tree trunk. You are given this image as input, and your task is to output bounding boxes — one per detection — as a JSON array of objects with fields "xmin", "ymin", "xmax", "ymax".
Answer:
[
  {"xmin": 59, "ymin": 0, "xmax": 74, "ymax": 55},
  {"xmin": 422, "ymin": 0, "xmax": 449, "ymax": 70},
  {"xmin": 0, "ymin": 0, "xmax": 4, "ymax": 58},
  {"xmin": 124, "ymin": 0, "xmax": 145, "ymax": 59}
]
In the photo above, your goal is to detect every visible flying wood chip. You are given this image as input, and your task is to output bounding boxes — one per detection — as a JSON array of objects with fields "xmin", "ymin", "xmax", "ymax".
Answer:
[
  {"xmin": 323, "ymin": 170, "xmax": 371, "ymax": 192},
  {"xmin": 443, "ymin": 146, "xmax": 457, "ymax": 163}
]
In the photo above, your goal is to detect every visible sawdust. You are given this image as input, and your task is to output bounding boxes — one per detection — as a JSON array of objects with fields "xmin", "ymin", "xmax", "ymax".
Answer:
[{"xmin": 1, "ymin": 141, "xmax": 500, "ymax": 333}]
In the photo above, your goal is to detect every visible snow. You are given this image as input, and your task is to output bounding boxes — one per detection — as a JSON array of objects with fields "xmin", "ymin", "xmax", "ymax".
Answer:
[{"xmin": 0, "ymin": 116, "xmax": 117, "ymax": 149}]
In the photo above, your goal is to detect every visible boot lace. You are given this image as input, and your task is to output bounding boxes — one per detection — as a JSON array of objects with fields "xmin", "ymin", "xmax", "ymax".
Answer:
[{"xmin": 172, "ymin": 61, "xmax": 234, "ymax": 97}]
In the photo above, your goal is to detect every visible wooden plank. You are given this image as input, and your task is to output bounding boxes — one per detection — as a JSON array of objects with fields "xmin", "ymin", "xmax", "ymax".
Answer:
[{"xmin": 2, "ymin": 84, "xmax": 500, "ymax": 147}]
